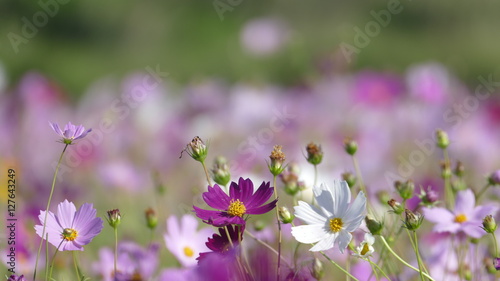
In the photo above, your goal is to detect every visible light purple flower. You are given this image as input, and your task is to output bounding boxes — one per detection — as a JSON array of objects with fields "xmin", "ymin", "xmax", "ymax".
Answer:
[
  {"xmin": 193, "ymin": 177, "xmax": 277, "ymax": 227},
  {"xmin": 164, "ymin": 214, "xmax": 213, "ymax": 267},
  {"xmin": 49, "ymin": 121, "xmax": 91, "ymax": 144},
  {"xmin": 35, "ymin": 200, "xmax": 103, "ymax": 251},
  {"xmin": 7, "ymin": 275, "xmax": 26, "ymax": 281},
  {"xmin": 423, "ymin": 189, "xmax": 498, "ymax": 238}
]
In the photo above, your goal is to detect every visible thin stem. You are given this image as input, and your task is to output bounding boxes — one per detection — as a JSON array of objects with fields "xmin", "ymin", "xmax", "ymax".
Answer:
[
  {"xmin": 476, "ymin": 183, "xmax": 491, "ymax": 200},
  {"xmin": 320, "ymin": 251, "xmax": 360, "ymax": 281},
  {"xmin": 443, "ymin": 149, "xmax": 454, "ymax": 209},
  {"xmin": 492, "ymin": 233, "xmax": 499, "ymax": 257},
  {"xmin": 366, "ymin": 258, "xmax": 386, "ymax": 281},
  {"xmin": 224, "ymin": 226, "xmax": 235, "ymax": 248},
  {"xmin": 346, "ymin": 254, "xmax": 351, "ymax": 281},
  {"xmin": 244, "ymin": 230, "xmax": 290, "ymax": 267},
  {"xmin": 379, "ymin": 236, "xmax": 435, "ymax": 281},
  {"xmin": 73, "ymin": 251, "xmax": 81, "ymax": 281},
  {"xmin": 201, "ymin": 161, "xmax": 212, "ymax": 187},
  {"xmin": 114, "ymin": 227, "xmax": 118, "ymax": 278},
  {"xmin": 272, "ymin": 175, "xmax": 282, "ymax": 281},
  {"xmin": 352, "ymin": 156, "xmax": 367, "ymax": 196},
  {"xmin": 413, "ymin": 231, "xmax": 426, "ymax": 281},
  {"xmin": 35, "ymin": 144, "xmax": 68, "ymax": 281},
  {"xmin": 48, "ymin": 239, "xmax": 64, "ymax": 281},
  {"xmin": 313, "ymin": 164, "xmax": 318, "ymax": 187}
]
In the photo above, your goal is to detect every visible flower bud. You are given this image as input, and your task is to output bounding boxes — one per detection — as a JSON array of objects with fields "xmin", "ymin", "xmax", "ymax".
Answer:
[
  {"xmin": 482, "ymin": 215, "xmax": 497, "ymax": 233},
  {"xmin": 388, "ymin": 199, "xmax": 404, "ymax": 215},
  {"xmin": 441, "ymin": 161, "xmax": 452, "ymax": 179},
  {"xmin": 376, "ymin": 190, "xmax": 390, "ymax": 205},
  {"xmin": 211, "ymin": 156, "xmax": 231, "ymax": 186},
  {"xmin": 494, "ymin": 257, "xmax": 500, "ymax": 271},
  {"xmin": 312, "ymin": 258, "xmax": 324, "ymax": 280},
  {"xmin": 278, "ymin": 206, "xmax": 294, "ymax": 224},
  {"xmin": 395, "ymin": 180, "xmax": 414, "ymax": 200},
  {"xmin": 436, "ymin": 129, "xmax": 449, "ymax": 149},
  {"xmin": 341, "ymin": 172, "xmax": 357, "ymax": 188},
  {"xmin": 365, "ymin": 215, "xmax": 383, "ymax": 235},
  {"xmin": 488, "ymin": 170, "xmax": 500, "ymax": 186},
  {"xmin": 180, "ymin": 136, "xmax": 208, "ymax": 162},
  {"xmin": 145, "ymin": 208, "xmax": 158, "ymax": 230},
  {"xmin": 280, "ymin": 163, "xmax": 302, "ymax": 196},
  {"xmin": 454, "ymin": 161, "xmax": 465, "ymax": 177},
  {"xmin": 106, "ymin": 209, "xmax": 121, "ymax": 229},
  {"xmin": 306, "ymin": 142, "xmax": 323, "ymax": 165},
  {"xmin": 268, "ymin": 145, "xmax": 286, "ymax": 176},
  {"xmin": 152, "ymin": 171, "xmax": 166, "ymax": 195},
  {"xmin": 253, "ymin": 220, "xmax": 266, "ymax": 232},
  {"xmin": 404, "ymin": 209, "xmax": 423, "ymax": 231},
  {"xmin": 418, "ymin": 187, "xmax": 438, "ymax": 207},
  {"xmin": 344, "ymin": 138, "xmax": 358, "ymax": 156}
]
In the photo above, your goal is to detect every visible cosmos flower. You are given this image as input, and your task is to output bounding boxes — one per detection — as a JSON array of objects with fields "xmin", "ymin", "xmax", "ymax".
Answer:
[
  {"xmin": 422, "ymin": 189, "xmax": 498, "ymax": 238},
  {"xmin": 34, "ymin": 200, "xmax": 103, "ymax": 251},
  {"xmin": 352, "ymin": 233, "xmax": 375, "ymax": 259},
  {"xmin": 164, "ymin": 214, "xmax": 213, "ymax": 267},
  {"xmin": 292, "ymin": 180, "xmax": 366, "ymax": 252},
  {"xmin": 49, "ymin": 121, "xmax": 92, "ymax": 144},
  {"xmin": 198, "ymin": 224, "xmax": 244, "ymax": 262},
  {"xmin": 193, "ymin": 177, "xmax": 277, "ymax": 227}
]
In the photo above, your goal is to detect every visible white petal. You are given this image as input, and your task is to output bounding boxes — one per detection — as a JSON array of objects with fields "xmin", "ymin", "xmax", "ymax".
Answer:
[
  {"xmin": 364, "ymin": 233, "xmax": 375, "ymax": 245},
  {"xmin": 309, "ymin": 233, "xmax": 337, "ymax": 252},
  {"xmin": 294, "ymin": 201, "xmax": 327, "ymax": 225},
  {"xmin": 291, "ymin": 224, "xmax": 329, "ymax": 244},
  {"xmin": 337, "ymin": 231, "xmax": 352, "ymax": 253},
  {"xmin": 332, "ymin": 180, "xmax": 351, "ymax": 218},
  {"xmin": 343, "ymin": 192, "xmax": 367, "ymax": 232}
]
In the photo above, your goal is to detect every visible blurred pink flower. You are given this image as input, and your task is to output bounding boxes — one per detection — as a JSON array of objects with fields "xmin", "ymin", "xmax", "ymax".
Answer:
[{"xmin": 240, "ymin": 18, "xmax": 289, "ymax": 56}]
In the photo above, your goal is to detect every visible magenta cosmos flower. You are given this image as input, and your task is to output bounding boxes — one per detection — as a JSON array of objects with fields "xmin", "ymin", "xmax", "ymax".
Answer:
[
  {"xmin": 193, "ymin": 177, "xmax": 277, "ymax": 227},
  {"xmin": 423, "ymin": 189, "xmax": 498, "ymax": 238},
  {"xmin": 35, "ymin": 200, "xmax": 103, "ymax": 251},
  {"xmin": 50, "ymin": 121, "xmax": 91, "ymax": 144}
]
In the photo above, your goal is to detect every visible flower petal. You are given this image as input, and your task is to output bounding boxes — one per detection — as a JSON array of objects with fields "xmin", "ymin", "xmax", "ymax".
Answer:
[
  {"xmin": 343, "ymin": 192, "xmax": 366, "ymax": 232},
  {"xmin": 294, "ymin": 201, "xmax": 327, "ymax": 225},
  {"xmin": 422, "ymin": 207, "xmax": 454, "ymax": 224},
  {"xmin": 246, "ymin": 199, "xmax": 277, "ymax": 215},
  {"xmin": 237, "ymin": 178, "xmax": 255, "ymax": 203},
  {"xmin": 336, "ymin": 230, "xmax": 352, "ymax": 253},
  {"xmin": 291, "ymin": 224, "xmax": 329, "ymax": 244},
  {"xmin": 461, "ymin": 222, "xmax": 486, "ymax": 238},
  {"xmin": 471, "ymin": 204, "xmax": 498, "ymax": 221},
  {"xmin": 57, "ymin": 200, "xmax": 77, "ymax": 228},
  {"xmin": 203, "ymin": 185, "xmax": 231, "ymax": 210},
  {"xmin": 244, "ymin": 181, "xmax": 273, "ymax": 208},
  {"xmin": 314, "ymin": 183, "xmax": 334, "ymax": 217},
  {"xmin": 49, "ymin": 122, "xmax": 63, "ymax": 136},
  {"xmin": 454, "ymin": 189, "xmax": 475, "ymax": 215},
  {"xmin": 309, "ymin": 232, "xmax": 337, "ymax": 252}
]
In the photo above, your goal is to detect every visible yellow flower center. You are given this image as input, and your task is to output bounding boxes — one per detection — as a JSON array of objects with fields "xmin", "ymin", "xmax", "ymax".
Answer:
[
  {"xmin": 454, "ymin": 214, "xmax": 467, "ymax": 223},
  {"xmin": 360, "ymin": 243, "xmax": 370, "ymax": 256},
  {"xmin": 329, "ymin": 218, "xmax": 343, "ymax": 233},
  {"xmin": 61, "ymin": 228, "xmax": 78, "ymax": 241},
  {"xmin": 183, "ymin": 246, "xmax": 194, "ymax": 257},
  {"xmin": 227, "ymin": 199, "xmax": 246, "ymax": 217}
]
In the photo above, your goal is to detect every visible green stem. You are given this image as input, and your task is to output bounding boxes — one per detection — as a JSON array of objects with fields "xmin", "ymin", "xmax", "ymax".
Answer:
[
  {"xmin": 476, "ymin": 183, "xmax": 491, "ymax": 200},
  {"xmin": 492, "ymin": 233, "xmax": 499, "ymax": 257},
  {"xmin": 379, "ymin": 236, "xmax": 435, "ymax": 281},
  {"xmin": 273, "ymin": 175, "xmax": 282, "ymax": 281},
  {"xmin": 413, "ymin": 231, "xmax": 426, "ymax": 281},
  {"xmin": 48, "ymin": 239, "xmax": 64, "ymax": 281},
  {"xmin": 352, "ymin": 156, "xmax": 367, "ymax": 196},
  {"xmin": 73, "ymin": 251, "xmax": 81, "ymax": 281},
  {"xmin": 313, "ymin": 164, "xmax": 318, "ymax": 187},
  {"xmin": 114, "ymin": 227, "xmax": 118, "ymax": 278},
  {"xmin": 367, "ymin": 258, "xmax": 388, "ymax": 281},
  {"xmin": 346, "ymin": 254, "xmax": 351, "ymax": 281},
  {"xmin": 201, "ymin": 161, "xmax": 212, "ymax": 187},
  {"xmin": 443, "ymin": 149, "xmax": 454, "ymax": 209},
  {"xmin": 320, "ymin": 251, "xmax": 360, "ymax": 281},
  {"xmin": 35, "ymin": 144, "xmax": 68, "ymax": 281}
]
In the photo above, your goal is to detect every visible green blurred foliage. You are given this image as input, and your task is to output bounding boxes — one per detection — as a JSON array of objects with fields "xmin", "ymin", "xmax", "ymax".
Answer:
[{"xmin": 1, "ymin": 0, "xmax": 500, "ymax": 96}]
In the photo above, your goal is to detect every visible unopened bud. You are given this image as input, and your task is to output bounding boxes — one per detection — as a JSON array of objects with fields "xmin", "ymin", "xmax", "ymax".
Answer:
[
  {"xmin": 253, "ymin": 220, "xmax": 266, "ymax": 232},
  {"xmin": 388, "ymin": 199, "xmax": 404, "ymax": 215},
  {"xmin": 181, "ymin": 136, "xmax": 208, "ymax": 162},
  {"xmin": 269, "ymin": 145, "xmax": 286, "ymax": 176},
  {"xmin": 482, "ymin": 215, "xmax": 497, "ymax": 233},
  {"xmin": 495, "ymin": 257, "xmax": 500, "ymax": 271},
  {"xmin": 441, "ymin": 161, "xmax": 452, "ymax": 179},
  {"xmin": 488, "ymin": 170, "xmax": 500, "ymax": 186},
  {"xmin": 418, "ymin": 187, "xmax": 438, "ymax": 207},
  {"xmin": 365, "ymin": 215, "xmax": 383, "ymax": 235},
  {"xmin": 341, "ymin": 172, "xmax": 357, "ymax": 188},
  {"xmin": 145, "ymin": 208, "xmax": 158, "ymax": 230},
  {"xmin": 436, "ymin": 129, "xmax": 449, "ymax": 149},
  {"xmin": 312, "ymin": 258, "xmax": 324, "ymax": 280},
  {"xmin": 404, "ymin": 209, "xmax": 423, "ymax": 231},
  {"xmin": 278, "ymin": 206, "xmax": 294, "ymax": 224},
  {"xmin": 106, "ymin": 209, "xmax": 121, "ymax": 229},
  {"xmin": 211, "ymin": 156, "xmax": 231, "ymax": 186},
  {"xmin": 280, "ymin": 163, "xmax": 301, "ymax": 196},
  {"xmin": 344, "ymin": 138, "xmax": 358, "ymax": 156},
  {"xmin": 454, "ymin": 161, "xmax": 465, "ymax": 177},
  {"xmin": 395, "ymin": 180, "xmax": 414, "ymax": 200},
  {"xmin": 306, "ymin": 142, "xmax": 323, "ymax": 165}
]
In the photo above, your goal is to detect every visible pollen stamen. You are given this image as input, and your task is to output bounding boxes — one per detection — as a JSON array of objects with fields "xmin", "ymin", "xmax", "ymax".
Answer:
[
  {"xmin": 454, "ymin": 214, "xmax": 467, "ymax": 223},
  {"xmin": 329, "ymin": 218, "xmax": 343, "ymax": 233},
  {"xmin": 61, "ymin": 228, "xmax": 78, "ymax": 241},
  {"xmin": 227, "ymin": 199, "xmax": 246, "ymax": 217}
]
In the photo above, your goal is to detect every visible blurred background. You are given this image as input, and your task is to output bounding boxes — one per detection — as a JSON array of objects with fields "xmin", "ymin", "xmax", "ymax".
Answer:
[{"xmin": 2, "ymin": 0, "xmax": 500, "ymax": 279}]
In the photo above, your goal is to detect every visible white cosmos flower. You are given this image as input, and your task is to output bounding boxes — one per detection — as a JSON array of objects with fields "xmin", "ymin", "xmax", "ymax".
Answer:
[
  {"xmin": 353, "ymin": 233, "xmax": 375, "ymax": 258},
  {"xmin": 291, "ymin": 180, "xmax": 366, "ymax": 252}
]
